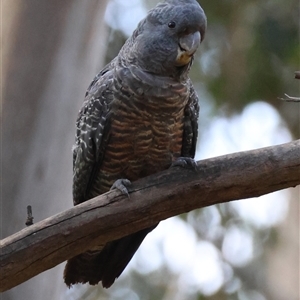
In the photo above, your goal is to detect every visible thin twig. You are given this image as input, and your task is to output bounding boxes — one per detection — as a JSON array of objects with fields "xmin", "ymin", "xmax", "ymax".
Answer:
[
  {"xmin": 279, "ymin": 94, "xmax": 300, "ymax": 102},
  {"xmin": 25, "ymin": 205, "xmax": 34, "ymax": 226}
]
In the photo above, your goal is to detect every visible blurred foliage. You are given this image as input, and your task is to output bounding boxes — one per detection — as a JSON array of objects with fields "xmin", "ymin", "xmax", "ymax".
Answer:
[
  {"xmin": 199, "ymin": 0, "xmax": 299, "ymax": 136},
  {"xmin": 74, "ymin": 0, "xmax": 299, "ymax": 299}
]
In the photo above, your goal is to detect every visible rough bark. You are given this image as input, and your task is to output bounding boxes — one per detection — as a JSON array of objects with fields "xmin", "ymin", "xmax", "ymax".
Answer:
[{"xmin": 1, "ymin": 140, "xmax": 299, "ymax": 292}]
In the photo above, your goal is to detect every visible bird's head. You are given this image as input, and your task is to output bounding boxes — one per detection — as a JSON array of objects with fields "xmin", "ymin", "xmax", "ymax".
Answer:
[{"xmin": 123, "ymin": 0, "xmax": 207, "ymax": 79}]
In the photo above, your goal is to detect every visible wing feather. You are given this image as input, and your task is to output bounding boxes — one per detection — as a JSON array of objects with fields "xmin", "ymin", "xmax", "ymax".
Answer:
[
  {"xmin": 181, "ymin": 81, "xmax": 199, "ymax": 158},
  {"xmin": 72, "ymin": 64, "xmax": 115, "ymax": 205}
]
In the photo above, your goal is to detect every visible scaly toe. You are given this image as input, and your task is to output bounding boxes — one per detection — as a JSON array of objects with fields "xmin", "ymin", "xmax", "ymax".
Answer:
[
  {"xmin": 110, "ymin": 179, "xmax": 132, "ymax": 197},
  {"xmin": 171, "ymin": 157, "xmax": 198, "ymax": 171}
]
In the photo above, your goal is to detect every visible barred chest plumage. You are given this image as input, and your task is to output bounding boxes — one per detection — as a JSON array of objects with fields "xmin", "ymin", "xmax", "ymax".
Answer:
[{"xmin": 91, "ymin": 65, "xmax": 190, "ymax": 195}]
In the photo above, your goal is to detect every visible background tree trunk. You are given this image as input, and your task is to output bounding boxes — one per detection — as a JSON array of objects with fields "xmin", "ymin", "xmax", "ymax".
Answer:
[
  {"xmin": 265, "ymin": 187, "xmax": 300, "ymax": 300},
  {"xmin": 1, "ymin": 0, "xmax": 109, "ymax": 299}
]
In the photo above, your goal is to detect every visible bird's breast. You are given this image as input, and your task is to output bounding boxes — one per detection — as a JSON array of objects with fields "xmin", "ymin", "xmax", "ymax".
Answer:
[
  {"xmin": 92, "ymin": 67, "xmax": 190, "ymax": 194},
  {"xmin": 102, "ymin": 100, "xmax": 186, "ymax": 181}
]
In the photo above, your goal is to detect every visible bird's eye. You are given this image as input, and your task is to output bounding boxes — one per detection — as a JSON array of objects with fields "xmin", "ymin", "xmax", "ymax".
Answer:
[{"xmin": 168, "ymin": 21, "xmax": 176, "ymax": 29}]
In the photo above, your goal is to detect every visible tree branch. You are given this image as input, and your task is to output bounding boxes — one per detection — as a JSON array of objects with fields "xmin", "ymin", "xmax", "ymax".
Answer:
[
  {"xmin": 279, "ymin": 71, "xmax": 300, "ymax": 101},
  {"xmin": 1, "ymin": 140, "xmax": 300, "ymax": 292},
  {"xmin": 279, "ymin": 93, "xmax": 300, "ymax": 102}
]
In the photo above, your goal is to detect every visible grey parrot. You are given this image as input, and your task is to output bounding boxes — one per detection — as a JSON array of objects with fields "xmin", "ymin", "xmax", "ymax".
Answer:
[{"xmin": 64, "ymin": 0, "xmax": 207, "ymax": 288}]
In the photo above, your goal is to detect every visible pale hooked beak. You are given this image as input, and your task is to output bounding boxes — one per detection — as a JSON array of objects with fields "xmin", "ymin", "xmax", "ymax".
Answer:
[{"xmin": 176, "ymin": 31, "xmax": 201, "ymax": 66}]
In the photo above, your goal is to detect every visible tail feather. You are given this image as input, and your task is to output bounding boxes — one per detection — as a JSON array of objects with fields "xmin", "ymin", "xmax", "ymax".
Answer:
[
  {"xmin": 64, "ymin": 225, "xmax": 157, "ymax": 288},
  {"xmin": 64, "ymin": 250, "xmax": 102, "ymax": 286}
]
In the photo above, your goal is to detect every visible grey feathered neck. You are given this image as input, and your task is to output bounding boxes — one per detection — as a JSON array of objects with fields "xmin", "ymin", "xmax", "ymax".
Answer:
[{"xmin": 164, "ymin": 0, "xmax": 198, "ymax": 3}]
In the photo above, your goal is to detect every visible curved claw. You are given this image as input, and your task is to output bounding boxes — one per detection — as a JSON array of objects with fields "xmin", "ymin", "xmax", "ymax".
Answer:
[
  {"xmin": 171, "ymin": 157, "xmax": 198, "ymax": 171},
  {"xmin": 110, "ymin": 179, "xmax": 132, "ymax": 197}
]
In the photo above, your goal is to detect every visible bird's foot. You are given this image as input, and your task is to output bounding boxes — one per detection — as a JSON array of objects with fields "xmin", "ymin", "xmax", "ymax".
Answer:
[
  {"xmin": 110, "ymin": 179, "xmax": 132, "ymax": 197},
  {"xmin": 171, "ymin": 157, "xmax": 198, "ymax": 171}
]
